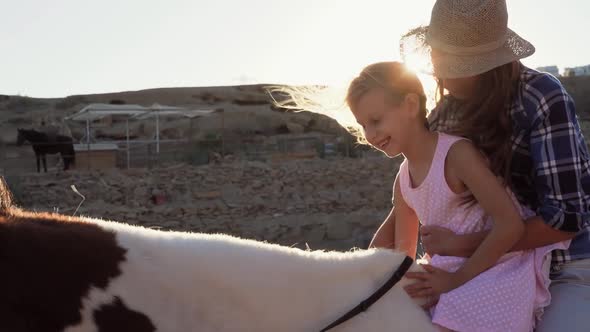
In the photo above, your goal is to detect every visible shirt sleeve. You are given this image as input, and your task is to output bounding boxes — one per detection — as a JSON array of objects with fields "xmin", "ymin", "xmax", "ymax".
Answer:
[{"xmin": 529, "ymin": 87, "xmax": 590, "ymax": 233}]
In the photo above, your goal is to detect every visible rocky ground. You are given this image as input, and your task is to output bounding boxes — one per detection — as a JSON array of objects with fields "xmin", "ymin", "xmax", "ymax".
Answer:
[{"xmin": 5, "ymin": 155, "xmax": 402, "ymax": 251}]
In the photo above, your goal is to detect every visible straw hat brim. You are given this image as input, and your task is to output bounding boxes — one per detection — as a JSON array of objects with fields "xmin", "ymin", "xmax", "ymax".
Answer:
[{"xmin": 400, "ymin": 27, "xmax": 535, "ymax": 79}]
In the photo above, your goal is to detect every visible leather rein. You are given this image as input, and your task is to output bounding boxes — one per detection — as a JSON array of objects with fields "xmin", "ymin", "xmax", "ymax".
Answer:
[{"xmin": 319, "ymin": 256, "xmax": 415, "ymax": 331}]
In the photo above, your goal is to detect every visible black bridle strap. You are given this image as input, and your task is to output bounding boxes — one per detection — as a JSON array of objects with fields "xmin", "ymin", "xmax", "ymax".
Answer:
[{"xmin": 319, "ymin": 256, "xmax": 414, "ymax": 332}]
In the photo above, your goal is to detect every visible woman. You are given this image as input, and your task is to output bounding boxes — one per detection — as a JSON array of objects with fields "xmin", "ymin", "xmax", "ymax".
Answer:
[{"xmin": 376, "ymin": 0, "xmax": 590, "ymax": 330}]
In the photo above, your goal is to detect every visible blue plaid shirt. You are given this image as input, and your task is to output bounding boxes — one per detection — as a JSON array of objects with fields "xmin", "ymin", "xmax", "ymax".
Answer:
[{"xmin": 428, "ymin": 66, "xmax": 590, "ymax": 269}]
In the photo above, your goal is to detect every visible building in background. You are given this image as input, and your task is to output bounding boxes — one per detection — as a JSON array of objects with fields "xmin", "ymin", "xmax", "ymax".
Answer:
[
  {"xmin": 536, "ymin": 65, "xmax": 560, "ymax": 77},
  {"xmin": 564, "ymin": 65, "xmax": 590, "ymax": 77}
]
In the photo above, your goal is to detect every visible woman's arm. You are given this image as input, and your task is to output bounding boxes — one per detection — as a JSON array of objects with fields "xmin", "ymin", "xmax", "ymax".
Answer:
[
  {"xmin": 422, "ymin": 217, "xmax": 575, "ymax": 258},
  {"xmin": 370, "ymin": 172, "xmax": 420, "ymax": 258}
]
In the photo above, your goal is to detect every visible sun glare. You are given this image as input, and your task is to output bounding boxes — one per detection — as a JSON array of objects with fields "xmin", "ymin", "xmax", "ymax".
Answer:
[{"xmin": 417, "ymin": 73, "xmax": 438, "ymax": 111}]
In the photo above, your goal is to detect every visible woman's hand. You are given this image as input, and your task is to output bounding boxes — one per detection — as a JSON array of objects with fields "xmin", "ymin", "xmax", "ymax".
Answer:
[
  {"xmin": 421, "ymin": 225, "xmax": 458, "ymax": 256},
  {"xmin": 404, "ymin": 265, "xmax": 463, "ymax": 308}
]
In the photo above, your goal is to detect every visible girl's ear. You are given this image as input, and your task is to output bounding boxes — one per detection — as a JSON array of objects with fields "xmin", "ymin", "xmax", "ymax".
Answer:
[{"xmin": 403, "ymin": 93, "xmax": 421, "ymax": 117}]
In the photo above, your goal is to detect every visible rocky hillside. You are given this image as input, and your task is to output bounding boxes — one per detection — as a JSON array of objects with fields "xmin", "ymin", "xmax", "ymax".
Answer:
[
  {"xmin": 3, "ymin": 77, "xmax": 590, "ymax": 177},
  {"xmin": 2, "ymin": 75, "xmax": 588, "ymax": 145},
  {"xmin": 0, "ymin": 85, "xmax": 347, "ymax": 145}
]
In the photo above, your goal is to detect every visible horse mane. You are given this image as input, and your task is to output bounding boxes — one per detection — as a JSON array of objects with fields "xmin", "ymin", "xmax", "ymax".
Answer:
[
  {"xmin": 18, "ymin": 129, "xmax": 40, "ymax": 141},
  {"xmin": 20, "ymin": 128, "xmax": 72, "ymax": 142},
  {"xmin": 0, "ymin": 177, "xmax": 14, "ymax": 215},
  {"xmin": 20, "ymin": 128, "xmax": 38, "ymax": 134},
  {"xmin": 20, "ymin": 128, "xmax": 44, "ymax": 138}
]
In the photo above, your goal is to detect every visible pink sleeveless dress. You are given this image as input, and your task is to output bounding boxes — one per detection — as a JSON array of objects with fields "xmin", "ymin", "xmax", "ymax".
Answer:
[{"xmin": 399, "ymin": 132, "xmax": 569, "ymax": 332}]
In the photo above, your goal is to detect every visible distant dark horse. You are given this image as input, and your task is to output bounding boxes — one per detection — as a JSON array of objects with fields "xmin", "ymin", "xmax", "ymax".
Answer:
[{"xmin": 16, "ymin": 129, "xmax": 76, "ymax": 173}]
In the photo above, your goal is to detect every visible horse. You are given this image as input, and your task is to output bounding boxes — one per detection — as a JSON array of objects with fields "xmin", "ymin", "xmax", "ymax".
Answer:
[
  {"xmin": 16, "ymin": 128, "xmax": 76, "ymax": 173},
  {"xmin": 0, "ymin": 178, "xmax": 434, "ymax": 332}
]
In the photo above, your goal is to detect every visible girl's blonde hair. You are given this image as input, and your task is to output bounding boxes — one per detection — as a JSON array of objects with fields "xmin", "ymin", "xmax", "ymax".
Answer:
[
  {"xmin": 346, "ymin": 61, "xmax": 427, "ymax": 122},
  {"xmin": 271, "ymin": 61, "xmax": 428, "ymax": 144}
]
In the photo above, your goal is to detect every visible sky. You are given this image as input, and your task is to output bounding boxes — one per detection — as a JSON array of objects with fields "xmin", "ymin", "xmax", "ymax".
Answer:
[{"xmin": 2, "ymin": 0, "xmax": 589, "ymax": 98}]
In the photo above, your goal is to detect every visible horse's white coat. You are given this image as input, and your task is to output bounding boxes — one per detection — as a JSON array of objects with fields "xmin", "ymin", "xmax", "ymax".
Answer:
[{"xmin": 65, "ymin": 217, "xmax": 434, "ymax": 332}]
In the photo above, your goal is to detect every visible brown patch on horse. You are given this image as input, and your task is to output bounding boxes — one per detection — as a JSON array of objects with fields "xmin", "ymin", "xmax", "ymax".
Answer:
[
  {"xmin": 0, "ymin": 208, "xmax": 127, "ymax": 331},
  {"xmin": 94, "ymin": 296, "xmax": 156, "ymax": 332}
]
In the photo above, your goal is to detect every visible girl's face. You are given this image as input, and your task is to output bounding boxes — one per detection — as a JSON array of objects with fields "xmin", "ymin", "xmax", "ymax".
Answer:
[{"xmin": 350, "ymin": 88, "xmax": 414, "ymax": 158}]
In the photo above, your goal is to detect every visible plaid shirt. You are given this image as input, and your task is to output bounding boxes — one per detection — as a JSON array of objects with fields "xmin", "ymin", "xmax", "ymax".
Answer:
[{"xmin": 428, "ymin": 66, "xmax": 590, "ymax": 269}]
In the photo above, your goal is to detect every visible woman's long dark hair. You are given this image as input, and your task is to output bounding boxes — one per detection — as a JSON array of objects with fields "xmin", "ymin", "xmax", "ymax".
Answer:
[{"xmin": 436, "ymin": 61, "xmax": 521, "ymax": 186}]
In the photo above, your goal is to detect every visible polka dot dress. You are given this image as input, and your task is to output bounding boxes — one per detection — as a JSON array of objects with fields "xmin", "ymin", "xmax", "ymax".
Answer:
[{"xmin": 399, "ymin": 133, "xmax": 568, "ymax": 332}]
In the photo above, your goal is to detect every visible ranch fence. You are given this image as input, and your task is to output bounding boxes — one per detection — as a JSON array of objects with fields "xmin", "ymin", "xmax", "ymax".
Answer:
[{"xmin": 0, "ymin": 134, "xmax": 375, "ymax": 176}]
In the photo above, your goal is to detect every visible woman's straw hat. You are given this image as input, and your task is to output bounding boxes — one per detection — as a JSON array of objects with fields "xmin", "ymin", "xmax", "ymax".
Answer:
[{"xmin": 400, "ymin": 0, "xmax": 535, "ymax": 79}]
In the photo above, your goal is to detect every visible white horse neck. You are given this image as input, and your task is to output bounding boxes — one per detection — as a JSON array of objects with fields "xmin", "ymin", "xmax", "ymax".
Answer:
[{"xmin": 98, "ymin": 220, "xmax": 434, "ymax": 331}]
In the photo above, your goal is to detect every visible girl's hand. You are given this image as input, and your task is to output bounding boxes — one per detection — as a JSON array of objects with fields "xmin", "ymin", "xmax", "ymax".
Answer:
[
  {"xmin": 421, "ymin": 226, "xmax": 457, "ymax": 256},
  {"xmin": 404, "ymin": 265, "xmax": 462, "ymax": 300}
]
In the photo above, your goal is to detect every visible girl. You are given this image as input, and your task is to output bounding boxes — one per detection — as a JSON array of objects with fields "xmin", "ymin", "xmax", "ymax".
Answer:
[
  {"xmin": 394, "ymin": 1, "xmax": 590, "ymax": 330},
  {"xmin": 345, "ymin": 61, "xmax": 565, "ymax": 331}
]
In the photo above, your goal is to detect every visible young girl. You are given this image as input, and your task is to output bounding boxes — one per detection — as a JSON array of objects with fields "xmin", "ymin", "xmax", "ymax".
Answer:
[{"xmin": 345, "ymin": 61, "xmax": 566, "ymax": 331}]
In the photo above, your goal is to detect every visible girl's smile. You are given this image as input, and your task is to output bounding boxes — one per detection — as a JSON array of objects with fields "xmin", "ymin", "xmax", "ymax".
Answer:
[{"xmin": 376, "ymin": 137, "xmax": 391, "ymax": 150}]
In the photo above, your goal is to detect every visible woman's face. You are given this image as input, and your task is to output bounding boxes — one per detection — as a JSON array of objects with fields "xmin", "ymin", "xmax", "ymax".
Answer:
[
  {"xmin": 441, "ymin": 76, "xmax": 480, "ymax": 99},
  {"xmin": 431, "ymin": 48, "xmax": 481, "ymax": 99}
]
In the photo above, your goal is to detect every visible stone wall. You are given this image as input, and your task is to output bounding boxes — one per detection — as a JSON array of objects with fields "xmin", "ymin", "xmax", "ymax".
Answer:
[{"xmin": 7, "ymin": 156, "xmax": 401, "ymax": 251}]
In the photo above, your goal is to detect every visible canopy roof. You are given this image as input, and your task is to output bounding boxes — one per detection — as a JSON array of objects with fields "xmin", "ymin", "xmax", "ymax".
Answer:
[
  {"xmin": 65, "ymin": 103, "xmax": 148, "ymax": 121},
  {"xmin": 134, "ymin": 103, "xmax": 218, "ymax": 119},
  {"xmin": 66, "ymin": 103, "xmax": 219, "ymax": 122}
]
